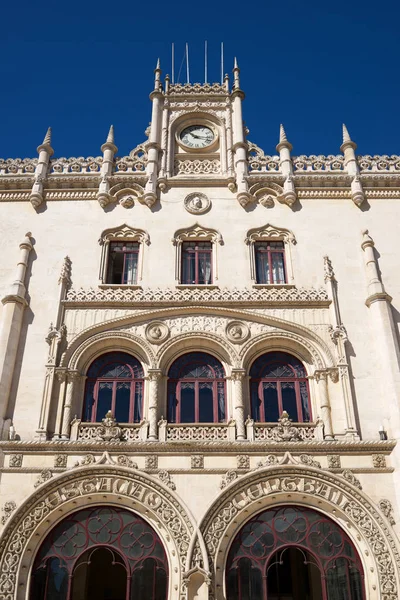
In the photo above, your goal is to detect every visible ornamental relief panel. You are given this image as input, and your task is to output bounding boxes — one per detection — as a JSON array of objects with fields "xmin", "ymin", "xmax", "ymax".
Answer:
[
  {"xmin": 200, "ymin": 467, "xmax": 400, "ymax": 600},
  {"xmin": 0, "ymin": 468, "xmax": 196, "ymax": 600}
]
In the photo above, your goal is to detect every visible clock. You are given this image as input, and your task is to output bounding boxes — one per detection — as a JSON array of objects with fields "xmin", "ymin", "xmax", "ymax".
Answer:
[{"xmin": 179, "ymin": 125, "xmax": 215, "ymax": 149}]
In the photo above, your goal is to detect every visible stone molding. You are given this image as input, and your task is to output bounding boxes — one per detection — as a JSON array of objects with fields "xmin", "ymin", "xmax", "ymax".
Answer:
[{"xmin": 199, "ymin": 466, "xmax": 400, "ymax": 600}]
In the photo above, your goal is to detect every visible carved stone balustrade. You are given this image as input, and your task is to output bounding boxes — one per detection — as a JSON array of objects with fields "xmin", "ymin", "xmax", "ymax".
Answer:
[
  {"xmin": 164, "ymin": 422, "xmax": 236, "ymax": 443},
  {"xmin": 247, "ymin": 412, "xmax": 324, "ymax": 443},
  {"xmin": 70, "ymin": 419, "xmax": 149, "ymax": 443}
]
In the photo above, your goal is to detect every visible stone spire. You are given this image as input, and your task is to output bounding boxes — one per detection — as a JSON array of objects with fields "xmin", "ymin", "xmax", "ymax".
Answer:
[
  {"xmin": 98, "ymin": 125, "xmax": 118, "ymax": 208},
  {"xmin": 29, "ymin": 128, "xmax": 54, "ymax": 209},
  {"xmin": 42, "ymin": 127, "xmax": 52, "ymax": 147},
  {"xmin": 276, "ymin": 124, "xmax": 296, "ymax": 206},
  {"xmin": 154, "ymin": 58, "xmax": 162, "ymax": 91},
  {"xmin": 340, "ymin": 124, "xmax": 364, "ymax": 207},
  {"xmin": 233, "ymin": 57, "xmax": 240, "ymax": 89}
]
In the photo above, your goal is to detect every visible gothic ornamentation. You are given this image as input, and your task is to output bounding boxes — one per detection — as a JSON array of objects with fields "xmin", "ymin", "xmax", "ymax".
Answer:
[
  {"xmin": 341, "ymin": 469, "xmax": 362, "ymax": 490},
  {"xmin": 373, "ymin": 454, "xmax": 387, "ymax": 468},
  {"xmin": 225, "ymin": 320, "xmax": 250, "ymax": 344},
  {"xmin": 95, "ymin": 411, "xmax": 122, "ymax": 442},
  {"xmin": 220, "ymin": 470, "xmax": 238, "ymax": 489},
  {"xmin": 247, "ymin": 142, "xmax": 279, "ymax": 173},
  {"xmin": 245, "ymin": 223, "xmax": 296, "ymax": 245},
  {"xmin": 59, "ymin": 255, "xmax": 72, "ymax": 287},
  {"xmin": 379, "ymin": 499, "xmax": 396, "ymax": 525},
  {"xmin": 54, "ymin": 454, "xmax": 68, "ymax": 468},
  {"xmin": 166, "ymin": 425, "xmax": 229, "ymax": 442},
  {"xmin": 191, "ymin": 455, "xmax": 204, "ymax": 469},
  {"xmin": 158, "ymin": 470, "xmax": 176, "ymax": 490},
  {"xmin": 1, "ymin": 501, "xmax": 16, "ymax": 526},
  {"xmin": 184, "ymin": 192, "xmax": 211, "ymax": 214},
  {"xmin": 174, "ymin": 158, "xmax": 220, "ymax": 175},
  {"xmin": 98, "ymin": 223, "xmax": 150, "ymax": 246},
  {"xmin": 292, "ymin": 155, "xmax": 344, "ymax": 171},
  {"xmin": 172, "ymin": 223, "xmax": 223, "ymax": 246},
  {"xmin": 145, "ymin": 455, "xmax": 158, "ymax": 469},
  {"xmin": 236, "ymin": 455, "xmax": 250, "ymax": 470},
  {"xmin": 145, "ymin": 321, "xmax": 170, "ymax": 344},
  {"xmin": 34, "ymin": 469, "xmax": 53, "ymax": 488},
  {"xmin": 270, "ymin": 411, "xmax": 301, "ymax": 442},
  {"xmin": 65, "ymin": 286, "xmax": 330, "ymax": 306},
  {"xmin": 8, "ymin": 454, "xmax": 22, "ymax": 468},
  {"xmin": 327, "ymin": 455, "xmax": 341, "ymax": 469}
]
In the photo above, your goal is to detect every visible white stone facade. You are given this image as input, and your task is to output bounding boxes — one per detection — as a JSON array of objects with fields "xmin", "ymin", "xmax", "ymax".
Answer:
[{"xmin": 0, "ymin": 62, "xmax": 400, "ymax": 599}]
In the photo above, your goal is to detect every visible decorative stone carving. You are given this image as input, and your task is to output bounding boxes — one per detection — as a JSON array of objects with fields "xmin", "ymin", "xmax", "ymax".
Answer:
[
  {"xmin": 245, "ymin": 223, "xmax": 296, "ymax": 246},
  {"xmin": 184, "ymin": 192, "xmax": 211, "ymax": 214},
  {"xmin": 256, "ymin": 452, "xmax": 321, "ymax": 469},
  {"xmin": 98, "ymin": 224, "xmax": 150, "ymax": 246},
  {"xmin": 247, "ymin": 142, "xmax": 279, "ymax": 173},
  {"xmin": 236, "ymin": 455, "xmax": 250, "ymax": 470},
  {"xmin": 34, "ymin": 469, "xmax": 53, "ymax": 488},
  {"xmin": 379, "ymin": 499, "xmax": 395, "ymax": 525},
  {"xmin": 1, "ymin": 501, "xmax": 16, "ymax": 525},
  {"xmin": 145, "ymin": 321, "xmax": 169, "ymax": 344},
  {"xmin": 166, "ymin": 424, "xmax": 232, "ymax": 442},
  {"xmin": 66, "ymin": 286, "xmax": 330, "ymax": 306},
  {"xmin": 95, "ymin": 411, "xmax": 122, "ymax": 442},
  {"xmin": 270, "ymin": 411, "xmax": 301, "ymax": 442},
  {"xmin": 373, "ymin": 454, "xmax": 387, "ymax": 468},
  {"xmin": 54, "ymin": 454, "xmax": 68, "ymax": 468},
  {"xmin": 174, "ymin": 158, "xmax": 220, "ymax": 175},
  {"xmin": 191, "ymin": 455, "xmax": 204, "ymax": 469},
  {"xmin": 292, "ymin": 154, "xmax": 344, "ymax": 171},
  {"xmin": 220, "ymin": 470, "xmax": 238, "ymax": 489},
  {"xmin": 158, "ymin": 470, "xmax": 176, "ymax": 490},
  {"xmin": 225, "ymin": 321, "xmax": 249, "ymax": 344},
  {"xmin": 327, "ymin": 455, "xmax": 341, "ymax": 469},
  {"xmin": 341, "ymin": 469, "xmax": 362, "ymax": 490},
  {"xmin": 145, "ymin": 455, "xmax": 158, "ymax": 469},
  {"xmin": 116, "ymin": 455, "xmax": 138, "ymax": 469},
  {"xmin": 9, "ymin": 454, "xmax": 22, "ymax": 468}
]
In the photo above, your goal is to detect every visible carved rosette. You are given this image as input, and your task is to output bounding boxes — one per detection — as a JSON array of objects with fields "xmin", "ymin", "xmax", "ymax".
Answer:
[
  {"xmin": 226, "ymin": 321, "xmax": 250, "ymax": 344},
  {"xmin": 183, "ymin": 192, "xmax": 211, "ymax": 215},
  {"xmin": 145, "ymin": 321, "xmax": 170, "ymax": 345}
]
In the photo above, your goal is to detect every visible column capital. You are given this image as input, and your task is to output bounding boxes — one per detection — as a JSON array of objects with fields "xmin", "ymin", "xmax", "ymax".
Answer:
[
  {"xmin": 231, "ymin": 369, "xmax": 246, "ymax": 381},
  {"xmin": 147, "ymin": 369, "xmax": 163, "ymax": 382}
]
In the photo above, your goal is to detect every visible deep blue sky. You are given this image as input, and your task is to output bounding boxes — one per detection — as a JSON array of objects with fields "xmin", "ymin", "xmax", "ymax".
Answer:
[{"xmin": 1, "ymin": 0, "xmax": 399, "ymax": 159}]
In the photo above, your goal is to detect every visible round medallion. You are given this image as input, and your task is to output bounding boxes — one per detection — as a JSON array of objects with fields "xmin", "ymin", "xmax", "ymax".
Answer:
[
  {"xmin": 184, "ymin": 192, "xmax": 211, "ymax": 215},
  {"xmin": 145, "ymin": 321, "xmax": 169, "ymax": 345},
  {"xmin": 179, "ymin": 125, "xmax": 215, "ymax": 149},
  {"xmin": 226, "ymin": 321, "xmax": 250, "ymax": 344}
]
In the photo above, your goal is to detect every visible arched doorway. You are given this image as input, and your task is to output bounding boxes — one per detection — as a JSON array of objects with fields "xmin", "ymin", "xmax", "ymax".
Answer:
[
  {"xmin": 29, "ymin": 506, "xmax": 168, "ymax": 600},
  {"xmin": 226, "ymin": 505, "xmax": 365, "ymax": 600}
]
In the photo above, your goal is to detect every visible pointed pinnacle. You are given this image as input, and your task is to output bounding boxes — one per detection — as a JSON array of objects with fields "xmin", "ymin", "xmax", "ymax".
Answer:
[
  {"xmin": 234, "ymin": 57, "xmax": 239, "ymax": 70},
  {"xmin": 42, "ymin": 127, "xmax": 52, "ymax": 146},
  {"xmin": 106, "ymin": 125, "xmax": 114, "ymax": 144},
  {"xmin": 342, "ymin": 123, "xmax": 352, "ymax": 144},
  {"xmin": 279, "ymin": 124, "xmax": 288, "ymax": 143},
  {"xmin": 155, "ymin": 58, "xmax": 161, "ymax": 70}
]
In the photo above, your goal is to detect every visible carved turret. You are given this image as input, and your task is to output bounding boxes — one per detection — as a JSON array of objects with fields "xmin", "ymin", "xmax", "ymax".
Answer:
[
  {"xmin": 144, "ymin": 59, "xmax": 163, "ymax": 207},
  {"xmin": 340, "ymin": 124, "xmax": 365, "ymax": 207},
  {"xmin": 29, "ymin": 128, "xmax": 54, "ymax": 209},
  {"xmin": 97, "ymin": 125, "xmax": 118, "ymax": 208},
  {"xmin": 276, "ymin": 124, "xmax": 296, "ymax": 206},
  {"xmin": 231, "ymin": 58, "xmax": 252, "ymax": 206}
]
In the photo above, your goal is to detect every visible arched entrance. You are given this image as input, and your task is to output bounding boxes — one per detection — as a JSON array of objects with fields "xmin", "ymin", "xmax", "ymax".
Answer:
[
  {"xmin": 226, "ymin": 505, "xmax": 365, "ymax": 600},
  {"xmin": 29, "ymin": 506, "xmax": 168, "ymax": 600}
]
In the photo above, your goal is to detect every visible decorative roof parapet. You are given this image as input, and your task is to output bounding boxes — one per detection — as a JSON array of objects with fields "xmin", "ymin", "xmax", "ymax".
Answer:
[
  {"xmin": 64, "ymin": 286, "xmax": 330, "ymax": 307},
  {"xmin": 167, "ymin": 82, "xmax": 228, "ymax": 96},
  {"xmin": 292, "ymin": 155, "xmax": 344, "ymax": 172}
]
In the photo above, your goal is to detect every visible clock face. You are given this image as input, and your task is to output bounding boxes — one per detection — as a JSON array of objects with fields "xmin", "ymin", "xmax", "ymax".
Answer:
[{"xmin": 180, "ymin": 125, "xmax": 215, "ymax": 149}]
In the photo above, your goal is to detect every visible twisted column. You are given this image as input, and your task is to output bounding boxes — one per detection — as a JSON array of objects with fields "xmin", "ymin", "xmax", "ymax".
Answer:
[
  {"xmin": 314, "ymin": 370, "xmax": 334, "ymax": 440},
  {"xmin": 231, "ymin": 370, "xmax": 246, "ymax": 441},
  {"xmin": 148, "ymin": 370, "xmax": 162, "ymax": 441}
]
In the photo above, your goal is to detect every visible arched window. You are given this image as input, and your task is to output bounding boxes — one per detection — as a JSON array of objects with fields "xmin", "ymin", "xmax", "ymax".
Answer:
[
  {"xmin": 83, "ymin": 352, "xmax": 144, "ymax": 423},
  {"xmin": 250, "ymin": 351, "xmax": 310, "ymax": 422},
  {"xmin": 226, "ymin": 505, "xmax": 365, "ymax": 600},
  {"xmin": 30, "ymin": 506, "xmax": 168, "ymax": 600},
  {"xmin": 167, "ymin": 352, "xmax": 226, "ymax": 423}
]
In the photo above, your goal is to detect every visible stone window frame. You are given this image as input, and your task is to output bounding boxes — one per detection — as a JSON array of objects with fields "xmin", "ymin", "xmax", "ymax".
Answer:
[
  {"xmin": 98, "ymin": 224, "xmax": 150, "ymax": 285},
  {"xmin": 172, "ymin": 223, "xmax": 223, "ymax": 285},
  {"xmin": 245, "ymin": 224, "xmax": 296, "ymax": 285}
]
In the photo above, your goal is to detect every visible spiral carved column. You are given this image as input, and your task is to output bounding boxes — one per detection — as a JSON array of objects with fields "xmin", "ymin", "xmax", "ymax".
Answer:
[{"xmin": 231, "ymin": 369, "xmax": 247, "ymax": 441}]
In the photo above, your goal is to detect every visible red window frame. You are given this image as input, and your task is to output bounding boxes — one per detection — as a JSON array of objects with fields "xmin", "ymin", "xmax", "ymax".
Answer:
[
  {"xmin": 181, "ymin": 241, "xmax": 212, "ymax": 284},
  {"xmin": 255, "ymin": 240, "xmax": 287, "ymax": 284},
  {"xmin": 107, "ymin": 241, "xmax": 139, "ymax": 285},
  {"xmin": 88, "ymin": 377, "xmax": 143, "ymax": 423},
  {"xmin": 172, "ymin": 379, "xmax": 225, "ymax": 423}
]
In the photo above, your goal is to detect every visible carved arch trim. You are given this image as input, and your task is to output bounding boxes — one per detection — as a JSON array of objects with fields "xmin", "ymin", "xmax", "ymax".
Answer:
[
  {"xmin": 0, "ymin": 466, "xmax": 197, "ymax": 600},
  {"xmin": 199, "ymin": 466, "xmax": 400, "ymax": 600},
  {"xmin": 98, "ymin": 221, "xmax": 149, "ymax": 283},
  {"xmin": 245, "ymin": 222, "xmax": 296, "ymax": 284},
  {"xmin": 172, "ymin": 223, "xmax": 223, "ymax": 283}
]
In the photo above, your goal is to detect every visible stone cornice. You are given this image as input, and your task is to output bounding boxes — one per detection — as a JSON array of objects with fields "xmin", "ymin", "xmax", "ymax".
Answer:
[{"xmin": 0, "ymin": 439, "xmax": 395, "ymax": 454}]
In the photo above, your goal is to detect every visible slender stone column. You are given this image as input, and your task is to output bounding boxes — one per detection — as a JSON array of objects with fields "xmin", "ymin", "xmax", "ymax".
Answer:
[
  {"xmin": 61, "ymin": 371, "xmax": 80, "ymax": 439},
  {"xmin": 276, "ymin": 125, "xmax": 296, "ymax": 206},
  {"xmin": 314, "ymin": 370, "xmax": 334, "ymax": 440},
  {"xmin": 231, "ymin": 369, "xmax": 246, "ymax": 441},
  {"xmin": 0, "ymin": 232, "xmax": 33, "ymax": 439},
  {"xmin": 97, "ymin": 126, "xmax": 118, "ymax": 208},
  {"xmin": 231, "ymin": 59, "xmax": 251, "ymax": 207},
  {"xmin": 147, "ymin": 369, "xmax": 162, "ymax": 441},
  {"xmin": 53, "ymin": 370, "xmax": 67, "ymax": 439},
  {"xmin": 29, "ymin": 128, "xmax": 54, "ymax": 208},
  {"xmin": 144, "ymin": 60, "xmax": 163, "ymax": 207}
]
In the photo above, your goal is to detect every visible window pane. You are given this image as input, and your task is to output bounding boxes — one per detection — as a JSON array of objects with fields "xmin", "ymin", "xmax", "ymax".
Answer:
[
  {"xmin": 109, "ymin": 250, "xmax": 124, "ymax": 284},
  {"xmin": 134, "ymin": 382, "xmax": 143, "ymax": 423},
  {"xmin": 271, "ymin": 251, "xmax": 286, "ymax": 283},
  {"xmin": 217, "ymin": 381, "xmax": 225, "ymax": 422},
  {"xmin": 281, "ymin": 381, "xmax": 298, "ymax": 421},
  {"xmin": 182, "ymin": 248, "xmax": 196, "ymax": 284},
  {"xmin": 263, "ymin": 382, "xmax": 279, "ymax": 422},
  {"xmin": 96, "ymin": 382, "xmax": 113, "ymax": 421},
  {"xmin": 83, "ymin": 381, "xmax": 95, "ymax": 421},
  {"xmin": 115, "ymin": 382, "xmax": 131, "ymax": 423},
  {"xmin": 180, "ymin": 382, "xmax": 195, "ymax": 422},
  {"xmin": 255, "ymin": 244, "xmax": 269, "ymax": 284},
  {"xmin": 300, "ymin": 380, "xmax": 310, "ymax": 422},
  {"xmin": 198, "ymin": 252, "xmax": 212, "ymax": 284},
  {"xmin": 168, "ymin": 383, "xmax": 177, "ymax": 422},
  {"xmin": 123, "ymin": 253, "xmax": 138, "ymax": 284},
  {"xmin": 251, "ymin": 382, "xmax": 261, "ymax": 420},
  {"xmin": 199, "ymin": 382, "xmax": 214, "ymax": 422}
]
